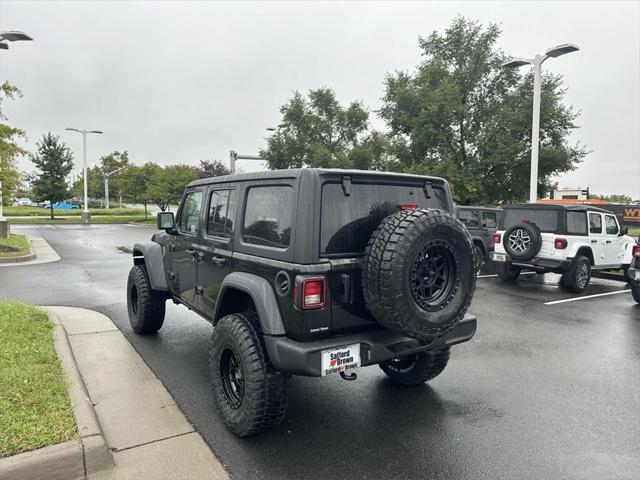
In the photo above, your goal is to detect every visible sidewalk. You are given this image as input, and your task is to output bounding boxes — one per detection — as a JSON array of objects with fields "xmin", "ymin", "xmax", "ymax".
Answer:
[{"xmin": 48, "ymin": 307, "xmax": 229, "ymax": 480}]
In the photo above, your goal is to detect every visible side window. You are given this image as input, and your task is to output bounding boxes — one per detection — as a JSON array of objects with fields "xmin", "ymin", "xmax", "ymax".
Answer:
[
  {"xmin": 605, "ymin": 215, "xmax": 619, "ymax": 235},
  {"xmin": 243, "ymin": 186, "xmax": 293, "ymax": 249},
  {"xmin": 589, "ymin": 213, "xmax": 602, "ymax": 234},
  {"xmin": 207, "ymin": 189, "xmax": 236, "ymax": 238},
  {"xmin": 458, "ymin": 210, "xmax": 479, "ymax": 228},
  {"xmin": 566, "ymin": 211, "xmax": 587, "ymax": 235},
  {"xmin": 482, "ymin": 211, "xmax": 497, "ymax": 229},
  {"xmin": 177, "ymin": 191, "xmax": 203, "ymax": 234}
]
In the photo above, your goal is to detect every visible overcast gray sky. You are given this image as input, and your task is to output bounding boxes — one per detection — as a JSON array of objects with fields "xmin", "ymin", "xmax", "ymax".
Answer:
[{"xmin": 1, "ymin": 0, "xmax": 639, "ymax": 197}]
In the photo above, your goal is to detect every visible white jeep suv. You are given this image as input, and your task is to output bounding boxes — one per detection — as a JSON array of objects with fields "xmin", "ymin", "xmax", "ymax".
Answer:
[{"xmin": 490, "ymin": 204, "xmax": 635, "ymax": 292}]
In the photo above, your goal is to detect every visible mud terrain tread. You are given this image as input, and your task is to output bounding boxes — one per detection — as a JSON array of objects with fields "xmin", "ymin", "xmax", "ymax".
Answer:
[
  {"xmin": 210, "ymin": 312, "xmax": 288, "ymax": 437},
  {"xmin": 127, "ymin": 265, "xmax": 166, "ymax": 334},
  {"xmin": 363, "ymin": 208, "xmax": 475, "ymax": 339}
]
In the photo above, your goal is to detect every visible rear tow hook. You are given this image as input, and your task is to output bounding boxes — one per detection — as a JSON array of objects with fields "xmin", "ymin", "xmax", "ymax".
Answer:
[{"xmin": 340, "ymin": 371, "xmax": 357, "ymax": 381}]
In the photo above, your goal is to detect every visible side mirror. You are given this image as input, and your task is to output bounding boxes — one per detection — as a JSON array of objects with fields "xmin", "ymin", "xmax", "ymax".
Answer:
[
  {"xmin": 619, "ymin": 225, "xmax": 629, "ymax": 236},
  {"xmin": 157, "ymin": 212, "xmax": 175, "ymax": 232}
]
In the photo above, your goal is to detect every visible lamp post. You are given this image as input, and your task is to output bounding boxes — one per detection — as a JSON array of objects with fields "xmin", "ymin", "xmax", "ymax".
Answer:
[
  {"xmin": 65, "ymin": 128, "xmax": 103, "ymax": 223},
  {"xmin": 503, "ymin": 43, "xmax": 579, "ymax": 203},
  {"xmin": 0, "ymin": 30, "xmax": 33, "ymax": 51},
  {"xmin": 103, "ymin": 165, "xmax": 128, "ymax": 209}
]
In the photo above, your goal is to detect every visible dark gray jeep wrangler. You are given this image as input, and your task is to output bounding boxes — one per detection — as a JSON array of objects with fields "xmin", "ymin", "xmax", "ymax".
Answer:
[{"xmin": 127, "ymin": 168, "xmax": 478, "ymax": 437}]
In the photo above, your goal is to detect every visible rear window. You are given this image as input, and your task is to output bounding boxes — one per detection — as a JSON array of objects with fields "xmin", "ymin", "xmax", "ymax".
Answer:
[
  {"xmin": 501, "ymin": 208, "xmax": 558, "ymax": 233},
  {"xmin": 458, "ymin": 210, "xmax": 479, "ymax": 228},
  {"xmin": 566, "ymin": 211, "xmax": 587, "ymax": 235},
  {"xmin": 321, "ymin": 182, "xmax": 448, "ymax": 255},
  {"xmin": 243, "ymin": 186, "xmax": 293, "ymax": 249}
]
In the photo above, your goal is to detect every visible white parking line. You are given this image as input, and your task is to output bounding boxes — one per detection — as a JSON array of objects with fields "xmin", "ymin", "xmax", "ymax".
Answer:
[
  {"xmin": 544, "ymin": 290, "xmax": 630, "ymax": 305},
  {"xmin": 477, "ymin": 271, "xmax": 536, "ymax": 279}
]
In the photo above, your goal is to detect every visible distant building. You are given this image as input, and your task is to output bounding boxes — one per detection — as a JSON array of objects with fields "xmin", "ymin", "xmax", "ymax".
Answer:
[{"xmin": 550, "ymin": 188, "xmax": 589, "ymax": 201}]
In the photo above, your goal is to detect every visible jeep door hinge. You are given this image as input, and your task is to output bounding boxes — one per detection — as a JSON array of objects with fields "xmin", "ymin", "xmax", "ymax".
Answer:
[
  {"xmin": 342, "ymin": 176, "xmax": 352, "ymax": 196},
  {"xmin": 423, "ymin": 181, "xmax": 433, "ymax": 199}
]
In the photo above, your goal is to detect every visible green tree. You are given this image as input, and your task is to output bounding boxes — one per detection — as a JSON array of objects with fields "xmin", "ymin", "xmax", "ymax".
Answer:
[
  {"xmin": 120, "ymin": 162, "xmax": 162, "ymax": 218},
  {"xmin": 380, "ymin": 17, "xmax": 586, "ymax": 204},
  {"xmin": 31, "ymin": 133, "xmax": 74, "ymax": 219},
  {"xmin": 260, "ymin": 88, "xmax": 370, "ymax": 169},
  {"xmin": 71, "ymin": 151, "xmax": 131, "ymax": 207},
  {"xmin": 146, "ymin": 164, "xmax": 198, "ymax": 211},
  {"xmin": 590, "ymin": 193, "xmax": 633, "ymax": 204},
  {"xmin": 0, "ymin": 82, "xmax": 27, "ymax": 205},
  {"xmin": 196, "ymin": 159, "xmax": 230, "ymax": 179}
]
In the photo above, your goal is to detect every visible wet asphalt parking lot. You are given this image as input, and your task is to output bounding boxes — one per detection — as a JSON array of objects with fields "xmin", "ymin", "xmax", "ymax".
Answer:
[{"xmin": 1, "ymin": 224, "xmax": 638, "ymax": 480}]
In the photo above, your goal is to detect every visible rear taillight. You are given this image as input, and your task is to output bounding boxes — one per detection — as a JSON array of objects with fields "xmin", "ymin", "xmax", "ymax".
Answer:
[
  {"xmin": 633, "ymin": 245, "xmax": 640, "ymax": 257},
  {"xmin": 302, "ymin": 278, "xmax": 325, "ymax": 309},
  {"xmin": 554, "ymin": 238, "xmax": 568, "ymax": 250},
  {"xmin": 400, "ymin": 204, "xmax": 418, "ymax": 210},
  {"xmin": 492, "ymin": 233, "xmax": 501, "ymax": 244}
]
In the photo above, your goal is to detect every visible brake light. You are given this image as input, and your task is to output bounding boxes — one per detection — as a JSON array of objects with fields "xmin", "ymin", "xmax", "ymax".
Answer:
[
  {"xmin": 302, "ymin": 278, "xmax": 325, "ymax": 309},
  {"xmin": 554, "ymin": 238, "xmax": 568, "ymax": 250},
  {"xmin": 633, "ymin": 245, "xmax": 640, "ymax": 257},
  {"xmin": 492, "ymin": 233, "xmax": 501, "ymax": 244},
  {"xmin": 400, "ymin": 204, "xmax": 418, "ymax": 210}
]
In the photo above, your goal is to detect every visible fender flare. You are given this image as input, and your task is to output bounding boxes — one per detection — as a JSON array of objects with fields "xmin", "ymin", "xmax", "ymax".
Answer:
[
  {"xmin": 132, "ymin": 242, "xmax": 168, "ymax": 291},
  {"xmin": 214, "ymin": 272, "xmax": 285, "ymax": 335}
]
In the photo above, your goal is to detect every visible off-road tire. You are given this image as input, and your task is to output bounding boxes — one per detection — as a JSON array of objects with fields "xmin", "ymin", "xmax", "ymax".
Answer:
[
  {"xmin": 363, "ymin": 208, "xmax": 476, "ymax": 341},
  {"xmin": 495, "ymin": 262, "xmax": 521, "ymax": 282},
  {"xmin": 379, "ymin": 349, "xmax": 450, "ymax": 386},
  {"xmin": 503, "ymin": 222, "xmax": 542, "ymax": 261},
  {"xmin": 127, "ymin": 265, "xmax": 166, "ymax": 334},
  {"xmin": 632, "ymin": 283, "xmax": 640, "ymax": 304},
  {"xmin": 473, "ymin": 243, "xmax": 485, "ymax": 273},
  {"xmin": 560, "ymin": 255, "xmax": 591, "ymax": 293},
  {"xmin": 210, "ymin": 312, "xmax": 288, "ymax": 437}
]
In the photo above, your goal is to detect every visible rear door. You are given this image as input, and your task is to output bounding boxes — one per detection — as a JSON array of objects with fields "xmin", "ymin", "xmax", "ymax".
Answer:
[
  {"xmin": 588, "ymin": 212, "xmax": 607, "ymax": 265},
  {"xmin": 481, "ymin": 211, "xmax": 498, "ymax": 251},
  {"xmin": 195, "ymin": 186, "xmax": 237, "ymax": 318}
]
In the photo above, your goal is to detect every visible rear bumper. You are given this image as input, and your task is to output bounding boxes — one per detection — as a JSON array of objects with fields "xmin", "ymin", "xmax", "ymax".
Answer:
[
  {"xmin": 264, "ymin": 315, "xmax": 477, "ymax": 377},
  {"xmin": 490, "ymin": 252, "xmax": 572, "ymax": 272}
]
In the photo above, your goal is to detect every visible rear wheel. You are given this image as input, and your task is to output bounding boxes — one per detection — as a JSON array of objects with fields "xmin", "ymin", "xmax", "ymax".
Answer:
[
  {"xmin": 560, "ymin": 255, "xmax": 591, "ymax": 293},
  {"xmin": 496, "ymin": 263, "xmax": 521, "ymax": 282},
  {"xmin": 210, "ymin": 312, "xmax": 288, "ymax": 437},
  {"xmin": 473, "ymin": 244, "xmax": 485, "ymax": 273},
  {"xmin": 127, "ymin": 265, "xmax": 166, "ymax": 334},
  {"xmin": 379, "ymin": 349, "xmax": 450, "ymax": 386},
  {"xmin": 632, "ymin": 283, "xmax": 640, "ymax": 304}
]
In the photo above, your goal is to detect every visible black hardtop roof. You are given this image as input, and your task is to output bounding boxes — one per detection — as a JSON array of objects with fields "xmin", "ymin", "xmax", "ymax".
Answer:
[
  {"xmin": 187, "ymin": 168, "xmax": 448, "ymax": 188},
  {"xmin": 455, "ymin": 205, "xmax": 501, "ymax": 212},
  {"xmin": 504, "ymin": 203, "xmax": 613, "ymax": 214}
]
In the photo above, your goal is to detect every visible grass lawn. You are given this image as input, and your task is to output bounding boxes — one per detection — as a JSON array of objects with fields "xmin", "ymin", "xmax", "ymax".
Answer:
[
  {"xmin": 0, "ymin": 303, "xmax": 76, "ymax": 457},
  {"xmin": 10, "ymin": 215, "xmax": 152, "ymax": 224},
  {"xmin": 0, "ymin": 234, "xmax": 30, "ymax": 258},
  {"xmin": 3, "ymin": 206, "xmax": 145, "ymax": 217}
]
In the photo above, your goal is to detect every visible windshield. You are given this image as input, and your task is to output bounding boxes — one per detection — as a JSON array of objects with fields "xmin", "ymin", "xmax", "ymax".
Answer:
[
  {"xmin": 501, "ymin": 208, "xmax": 559, "ymax": 232},
  {"xmin": 320, "ymin": 182, "xmax": 448, "ymax": 256}
]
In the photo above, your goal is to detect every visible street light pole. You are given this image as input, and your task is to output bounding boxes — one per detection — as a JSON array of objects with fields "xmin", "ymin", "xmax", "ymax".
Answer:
[
  {"xmin": 503, "ymin": 43, "xmax": 579, "ymax": 203},
  {"xmin": 103, "ymin": 166, "xmax": 128, "ymax": 209},
  {"xmin": 66, "ymin": 128, "xmax": 103, "ymax": 222}
]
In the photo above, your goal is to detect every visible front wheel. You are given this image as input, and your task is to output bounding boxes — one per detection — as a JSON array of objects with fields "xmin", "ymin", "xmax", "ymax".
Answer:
[
  {"xmin": 127, "ymin": 265, "xmax": 166, "ymax": 334},
  {"xmin": 379, "ymin": 349, "xmax": 450, "ymax": 386},
  {"xmin": 473, "ymin": 244, "xmax": 485, "ymax": 273},
  {"xmin": 210, "ymin": 312, "xmax": 288, "ymax": 437},
  {"xmin": 495, "ymin": 262, "xmax": 521, "ymax": 282},
  {"xmin": 560, "ymin": 255, "xmax": 591, "ymax": 293}
]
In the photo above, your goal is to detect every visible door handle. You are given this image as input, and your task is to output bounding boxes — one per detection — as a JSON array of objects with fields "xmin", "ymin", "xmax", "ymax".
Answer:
[
  {"xmin": 211, "ymin": 256, "xmax": 228, "ymax": 266},
  {"xmin": 591, "ymin": 240, "xmax": 598, "ymax": 243},
  {"xmin": 606, "ymin": 240, "xmax": 612, "ymax": 244}
]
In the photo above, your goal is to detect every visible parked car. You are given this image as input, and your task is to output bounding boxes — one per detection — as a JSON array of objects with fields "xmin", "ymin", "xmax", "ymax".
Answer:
[
  {"xmin": 15, "ymin": 197, "xmax": 34, "ymax": 206},
  {"xmin": 127, "ymin": 169, "xmax": 478, "ymax": 437},
  {"xmin": 455, "ymin": 206, "xmax": 501, "ymax": 272},
  {"xmin": 491, "ymin": 203, "xmax": 636, "ymax": 292}
]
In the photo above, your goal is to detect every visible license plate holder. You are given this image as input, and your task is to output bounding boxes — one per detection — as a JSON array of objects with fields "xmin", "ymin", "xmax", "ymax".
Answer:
[{"xmin": 321, "ymin": 344, "xmax": 361, "ymax": 377}]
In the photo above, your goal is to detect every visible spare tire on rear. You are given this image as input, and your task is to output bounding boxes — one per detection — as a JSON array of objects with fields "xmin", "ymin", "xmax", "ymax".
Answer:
[
  {"xmin": 502, "ymin": 222, "xmax": 542, "ymax": 261},
  {"xmin": 363, "ymin": 208, "xmax": 476, "ymax": 341}
]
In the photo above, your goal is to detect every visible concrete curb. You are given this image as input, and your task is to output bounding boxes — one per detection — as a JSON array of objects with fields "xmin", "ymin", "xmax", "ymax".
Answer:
[
  {"xmin": 0, "ymin": 235, "xmax": 60, "ymax": 267},
  {"xmin": 0, "ymin": 247, "xmax": 36, "ymax": 263},
  {"xmin": 0, "ymin": 310, "xmax": 114, "ymax": 480}
]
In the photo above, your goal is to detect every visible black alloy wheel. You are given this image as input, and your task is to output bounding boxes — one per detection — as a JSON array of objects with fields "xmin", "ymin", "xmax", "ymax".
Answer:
[
  {"xmin": 410, "ymin": 241, "xmax": 457, "ymax": 311},
  {"xmin": 220, "ymin": 346, "xmax": 245, "ymax": 409}
]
